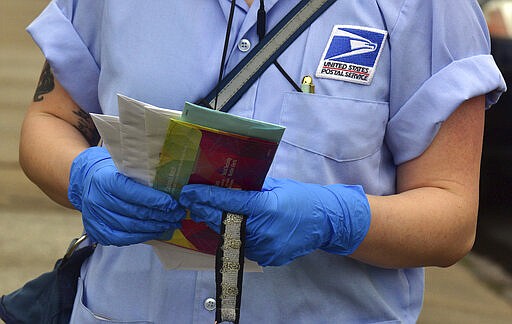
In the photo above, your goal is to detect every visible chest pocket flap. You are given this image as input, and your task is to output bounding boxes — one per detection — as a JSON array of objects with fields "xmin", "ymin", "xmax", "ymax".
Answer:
[{"xmin": 280, "ymin": 92, "xmax": 389, "ymax": 162}]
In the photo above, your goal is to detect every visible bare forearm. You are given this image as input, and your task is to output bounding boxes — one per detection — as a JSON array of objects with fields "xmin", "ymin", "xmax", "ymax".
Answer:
[
  {"xmin": 19, "ymin": 110, "xmax": 90, "ymax": 207},
  {"xmin": 351, "ymin": 189, "xmax": 478, "ymax": 268},
  {"xmin": 19, "ymin": 61, "xmax": 99, "ymax": 207},
  {"xmin": 351, "ymin": 96, "xmax": 484, "ymax": 269}
]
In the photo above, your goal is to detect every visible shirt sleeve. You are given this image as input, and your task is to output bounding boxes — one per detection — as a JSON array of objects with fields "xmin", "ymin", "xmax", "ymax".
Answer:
[
  {"xmin": 385, "ymin": 0, "xmax": 507, "ymax": 165},
  {"xmin": 26, "ymin": 0, "xmax": 103, "ymax": 113}
]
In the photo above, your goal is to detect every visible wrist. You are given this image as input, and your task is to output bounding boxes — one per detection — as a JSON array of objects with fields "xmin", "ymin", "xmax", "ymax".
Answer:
[
  {"xmin": 68, "ymin": 147, "xmax": 111, "ymax": 211},
  {"xmin": 320, "ymin": 184, "xmax": 371, "ymax": 255}
]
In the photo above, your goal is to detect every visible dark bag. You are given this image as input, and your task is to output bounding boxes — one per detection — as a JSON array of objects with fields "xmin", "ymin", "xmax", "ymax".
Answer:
[{"xmin": 0, "ymin": 235, "xmax": 94, "ymax": 324}]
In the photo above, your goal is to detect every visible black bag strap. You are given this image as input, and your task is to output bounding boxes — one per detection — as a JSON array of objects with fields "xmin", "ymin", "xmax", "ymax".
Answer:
[
  {"xmin": 0, "ymin": 234, "xmax": 94, "ymax": 324},
  {"xmin": 198, "ymin": 0, "xmax": 336, "ymax": 113}
]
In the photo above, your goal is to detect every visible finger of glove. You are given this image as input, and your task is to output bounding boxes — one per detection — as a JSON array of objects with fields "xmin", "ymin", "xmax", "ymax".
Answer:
[
  {"xmin": 243, "ymin": 242, "xmax": 295, "ymax": 267},
  {"xmin": 261, "ymin": 177, "xmax": 283, "ymax": 191},
  {"xmin": 89, "ymin": 174, "xmax": 186, "ymax": 222},
  {"xmin": 183, "ymin": 199, "xmax": 292, "ymax": 266},
  {"xmin": 85, "ymin": 202, "xmax": 180, "ymax": 233},
  {"xmin": 68, "ymin": 148, "xmax": 112, "ymax": 210},
  {"xmin": 101, "ymin": 171, "xmax": 183, "ymax": 218},
  {"xmin": 157, "ymin": 229, "xmax": 176, "ymax": 241},
  {"xmin": 244, "ymin": 251, "xmax": 282, "ymax": 267},
  {"xmin": 185, "ymin": 202, "xmax": 222, "ymax": 233},
  {"xmin": 243, "ymin": 224, "xmax": 290, "ymax": 267},
  {"xmin": 88, "ymin": 224, "xmax": 168, "ymax": 246},
  {"xmin": 180, "ymin": 184, "xmax": 261, "ymax": 215},
  {"xmin": 244, "ymin": 238, "xmax": 309, "ymax": 267}
]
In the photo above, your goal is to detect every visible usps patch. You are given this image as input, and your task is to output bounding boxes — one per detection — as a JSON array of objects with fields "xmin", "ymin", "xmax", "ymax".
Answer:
[{"xmin": 316, "ymin": 25, "xmax": 388, "ymax": 85}]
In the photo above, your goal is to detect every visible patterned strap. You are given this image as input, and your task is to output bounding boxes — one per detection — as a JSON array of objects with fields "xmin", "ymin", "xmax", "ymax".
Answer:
[{"xmin": 215, "ymin": 212, "xmax": 246, "ymax": 324}]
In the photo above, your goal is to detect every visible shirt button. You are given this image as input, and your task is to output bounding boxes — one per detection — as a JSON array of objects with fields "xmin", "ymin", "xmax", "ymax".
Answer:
[
  {"xmin": 238, "ymin": 38, "xmax": 251, "ymax": 52},
  {"xmin": 204, "ymin": 298, "xmax": 216, "ymax": 311}
]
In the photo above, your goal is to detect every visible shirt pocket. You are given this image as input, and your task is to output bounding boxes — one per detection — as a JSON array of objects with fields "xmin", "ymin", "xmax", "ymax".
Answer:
[
  {"xmin": 279, "ymin": 92, "xmax": 389, "ymax": 162},
  {"xmin": 70, "ymin": 277, "xmax": 154, "ymax": 324}
]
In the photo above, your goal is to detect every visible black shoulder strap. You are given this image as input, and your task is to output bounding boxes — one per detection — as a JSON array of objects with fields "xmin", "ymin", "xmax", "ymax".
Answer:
[{"xmin": 198, "ymin": 0, "xmax": 336, "ymax": 113}]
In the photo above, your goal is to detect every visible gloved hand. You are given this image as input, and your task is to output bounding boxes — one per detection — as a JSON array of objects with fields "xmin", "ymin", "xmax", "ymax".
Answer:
[
  {"xmin": 68, "ymin": 146, "xmax": 186, "ymax": 246},
  {"xmin": 179, "ymin": 177, "xmax": 371, "ymax": 266}
]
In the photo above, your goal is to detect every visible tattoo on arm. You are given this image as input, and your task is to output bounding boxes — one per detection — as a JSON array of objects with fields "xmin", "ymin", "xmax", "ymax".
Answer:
[
  {"xmin": 72, "ymin": 108, "xmax": 101, "ymax": 146},
  {"xmin": 33, "ymin": 61, "xmax": 100, "ymax": 146},
  {"xmin": 33, "ymin": 61, "xmax": 55, "ymax": 102}
]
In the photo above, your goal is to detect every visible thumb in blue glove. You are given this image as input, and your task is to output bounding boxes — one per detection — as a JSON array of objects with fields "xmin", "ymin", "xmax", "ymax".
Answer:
[
  {"xmin": 68, "ymin": 147, "xmax": 186, "ymax": 246},
  {"xmin": 179, "ymin": 177, "xmax": 371, "ymax": 266}
]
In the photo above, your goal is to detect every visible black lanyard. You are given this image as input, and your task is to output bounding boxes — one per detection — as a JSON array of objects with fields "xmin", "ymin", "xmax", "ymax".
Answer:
[
  {"xmin": 214, "ymin": 0, "xmax": 238, "ymax": 110},
  {"xmin": 213, "ymin": 0, "xmax": 301, "ymax": 110}
]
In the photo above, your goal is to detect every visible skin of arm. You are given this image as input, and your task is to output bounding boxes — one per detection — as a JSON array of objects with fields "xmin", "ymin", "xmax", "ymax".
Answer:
[
  {"xmin": 351, "ymin": 95, "xmax": 485, "ymax": 268},
  {"xmin": 19, "ymin": 61, "xmax": 99, "ymax": 208}
]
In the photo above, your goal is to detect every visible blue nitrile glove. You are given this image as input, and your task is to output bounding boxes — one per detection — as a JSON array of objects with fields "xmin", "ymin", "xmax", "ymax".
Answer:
[
  {"xmin": 179, "ymin": 177, "xmax": 371, "ymax": 266},
  {"xmin": 68, "ymin": 146, "xmax": 186, "ymax": 246}
]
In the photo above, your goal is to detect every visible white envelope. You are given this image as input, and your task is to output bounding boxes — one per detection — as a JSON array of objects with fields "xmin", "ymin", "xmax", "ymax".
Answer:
[
  {"xmin": 118, "ymin": 94, "xmax": 151, "ymax": 186},
  {"xmin": 144, "ymin": 105, "xmax": 181, "ymax": 186},
  {"xmin": 89, "ymin": 114, "xmax": 122, "ymax": 170},
  {"xmin": 147, "ymin": 240, "xmax": 262, "ymax": 272}
]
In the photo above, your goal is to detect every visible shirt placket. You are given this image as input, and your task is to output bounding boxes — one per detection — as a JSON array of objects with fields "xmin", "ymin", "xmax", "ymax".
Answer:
[{"xmin": 192, "ymin": 271, "xmax": 217, "ymax": 323}]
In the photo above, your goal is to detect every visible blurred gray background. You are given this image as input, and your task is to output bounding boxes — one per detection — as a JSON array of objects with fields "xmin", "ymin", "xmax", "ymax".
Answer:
[
  {"xmin": 0, "ymin": 1, "xmax": 511, "ymax": 323},
  {"xmin": 0, "ymin": 0, "xmax": 82, "ymax": 295}
]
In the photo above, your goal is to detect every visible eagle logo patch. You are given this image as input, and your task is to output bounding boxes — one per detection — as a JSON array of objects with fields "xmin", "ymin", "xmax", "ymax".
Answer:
[{"xmin": 316, "ymin": 25, "xmax": 388, "ymax": 85}]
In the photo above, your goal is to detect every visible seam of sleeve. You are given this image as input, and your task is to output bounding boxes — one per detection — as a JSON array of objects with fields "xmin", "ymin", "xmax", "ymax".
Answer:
[
  {"xmin": 26, "ymin": 2, "xmax": 102, "ymax": 113},
  {"xmin": 386, "ymin": 54, "xmax": 506, "ymax": 165}
]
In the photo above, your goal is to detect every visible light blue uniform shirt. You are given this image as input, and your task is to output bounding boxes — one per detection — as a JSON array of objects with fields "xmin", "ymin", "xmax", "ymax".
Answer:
[{"xmin": 28, "ymin": 0, "xmax": 505, "ymax": 323}]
